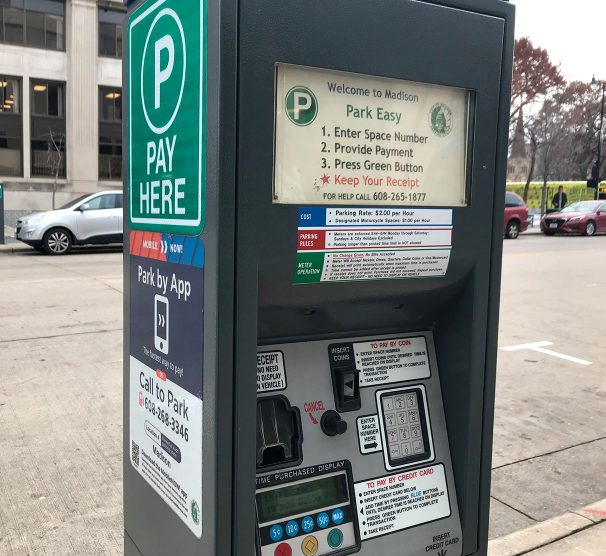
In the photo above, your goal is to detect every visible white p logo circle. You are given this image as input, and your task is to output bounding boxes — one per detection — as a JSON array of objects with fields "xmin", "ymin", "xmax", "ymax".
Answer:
[
  {"xmin": 154, "ymin": 35, "xmax": 175, "ymax": 109},
  {"xmin": 293, "ymin": 92, "xmax": 312, "ymax": 121},
  {"xmin": 141, "ymin": 8, "xmax": 186, "ymax": 135}
]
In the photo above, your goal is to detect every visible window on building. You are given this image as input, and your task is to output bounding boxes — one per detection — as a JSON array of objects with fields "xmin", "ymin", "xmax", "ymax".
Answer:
[
  {"xmin": 30, "ymin": 78, "xmax": 66, "ymax": 177},
  {"xmin": 0, "ymin": 75, "xmax": 23, "ymax": 176},
  {"xmin": 99, "ymin": 5, "xmax": 125, "ymax": 58},
  {"xmin": 99, "ymin": 86, "xmax": 122, "ymax": 180},
  {"xmin": 0, "ymin": 0, "xmax": 64, "ymax": 50}
]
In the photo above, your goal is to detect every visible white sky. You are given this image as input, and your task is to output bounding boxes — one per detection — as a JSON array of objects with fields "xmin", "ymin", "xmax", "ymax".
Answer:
[{"xmin": 513, "ymin": 0, "xmax": 605, "ymax": 83}]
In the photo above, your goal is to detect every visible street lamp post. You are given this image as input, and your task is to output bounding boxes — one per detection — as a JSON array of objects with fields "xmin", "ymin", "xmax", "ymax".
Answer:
[{"xmin": 591, "ymin": 76, "xmax": 605, "ymax": 200}]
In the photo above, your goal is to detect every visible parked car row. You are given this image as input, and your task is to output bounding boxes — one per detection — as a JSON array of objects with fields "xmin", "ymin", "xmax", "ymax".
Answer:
[
  {"xmin": 504, "ymin": 192, "xmax": 606, "ymax": 239},
  {"xmin": 13, "ymin": 190, "xmax": 604, "ymax": 255}
]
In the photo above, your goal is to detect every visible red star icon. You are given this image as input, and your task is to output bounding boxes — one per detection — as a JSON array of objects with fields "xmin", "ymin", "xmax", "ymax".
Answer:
[{"xmin": 321, "ymin": 174, "xmax": 330, "ymax": 184}]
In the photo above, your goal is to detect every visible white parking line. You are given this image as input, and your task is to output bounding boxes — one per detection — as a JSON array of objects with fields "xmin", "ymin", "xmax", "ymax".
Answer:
[{"xmin": 500, "ymin": 341, "xmax": 592, "ymax": 366}]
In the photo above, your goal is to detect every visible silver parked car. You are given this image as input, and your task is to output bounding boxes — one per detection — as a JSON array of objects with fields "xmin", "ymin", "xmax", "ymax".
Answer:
[{"xmin": 16, "ymin": 191, "xmax": 123, "ymax": 255}]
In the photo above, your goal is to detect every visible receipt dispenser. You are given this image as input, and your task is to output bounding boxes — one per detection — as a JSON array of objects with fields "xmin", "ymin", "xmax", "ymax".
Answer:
[{"xmin": 123, "ymin": 0, "xmax": 514, "ymax": 555}]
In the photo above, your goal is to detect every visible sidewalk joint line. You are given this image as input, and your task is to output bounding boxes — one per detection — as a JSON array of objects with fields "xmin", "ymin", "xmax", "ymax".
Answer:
[
  {"xmin": 32, "ymin": 256, "xmax": 123, "ymax": 294},
  {"xmin": 0, "ymin": 328, "xmax": 122, "ymax": 344},
  {"xmin": 492, "ymin": 435, "xmax": 606, "ymax": 471},
  {"xmin": 513, "ymin": 520, "xmax": 599, "ymax": 555},
  {"xmin": 491, "ymin": 495, "xmax": 538, "ymax": 522}
]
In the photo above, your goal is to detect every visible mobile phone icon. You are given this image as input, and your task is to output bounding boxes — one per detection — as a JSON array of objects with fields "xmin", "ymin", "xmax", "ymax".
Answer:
[{"xmin": 154, "ymin": 294, "xmax": 169, "ymax": 354}]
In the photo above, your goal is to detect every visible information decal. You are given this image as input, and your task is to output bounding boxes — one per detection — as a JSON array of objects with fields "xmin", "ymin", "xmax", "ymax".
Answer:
[
  {"xmin": 357, "ymin": 415, "xmax": 383, "ymax": 454},
  {"xmin": 295, "ymin": 208, "xmax": 452, "ymax": 283},
  {"xmin": 129, "ymin": 231, "xmax": 203, "ymax": 537},
  {"xmin": 354, "ymin": 465, "xmax": 451, "ymax": 540},
  {"xmin": 127, "ymin": 0, "xmax": 206, "ymax": 234},
  {"xmin": 257, "ymin": 351, "xmax": 287, "ymax": 393},
  {"xmin": 274, "ymin": 64, "xmax": 472, "ymax": 207}
]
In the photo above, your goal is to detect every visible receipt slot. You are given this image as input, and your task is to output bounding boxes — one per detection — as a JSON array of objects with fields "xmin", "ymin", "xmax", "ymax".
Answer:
[{"xmin": 123, "ymin": 0, "xmax": 514, "ymax": 555}]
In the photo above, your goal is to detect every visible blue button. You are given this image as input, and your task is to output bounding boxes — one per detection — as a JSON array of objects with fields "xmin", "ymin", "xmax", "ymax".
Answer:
[
  {"xmin": 331, "ymin": 508, "xmax": 345, "ymax": 525},
  {"xmin": 301, "ymin": 516, "xmax": 314, "ymax": 533},
  {"xmin": 317, "ymin": 512, "xmax": 330, "ymax": 529},
  {"xmin": 270, "ymin": 524, "xmax": 283, "ymax": 542},
  {"xmin": 285, "ymin": 520, "xmax": 299, "ymax": 537}
]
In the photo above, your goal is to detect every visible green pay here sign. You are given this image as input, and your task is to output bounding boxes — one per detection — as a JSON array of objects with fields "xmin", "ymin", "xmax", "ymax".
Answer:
[{"xmin": 128, "ymin": 0, "xmax": 206, "ymax": 234}]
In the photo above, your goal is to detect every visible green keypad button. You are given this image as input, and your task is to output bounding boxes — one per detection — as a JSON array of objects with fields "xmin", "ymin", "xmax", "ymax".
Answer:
[{"xmin": 327, "ymin": 528, "xmax": 343, "ymax": 549}]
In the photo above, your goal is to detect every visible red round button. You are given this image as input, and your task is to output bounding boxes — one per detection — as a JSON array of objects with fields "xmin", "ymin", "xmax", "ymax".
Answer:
[{"xmin": 274, "ymin": 542, "xmax": 292, "ymax": 556}]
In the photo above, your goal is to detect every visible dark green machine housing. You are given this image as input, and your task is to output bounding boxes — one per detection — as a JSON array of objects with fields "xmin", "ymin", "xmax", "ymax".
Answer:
[{"xmin": 123, "ymin": 0, "xmax": 514, "ymax": 554}]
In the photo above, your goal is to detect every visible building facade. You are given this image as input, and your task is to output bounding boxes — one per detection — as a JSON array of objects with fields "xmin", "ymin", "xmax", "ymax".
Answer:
[
  {"xmin": 0, "ymin": 0, "xmax": 125, "ymax": 224},
  {"xmin": 506, "ymin": 110, "xmax": 531, "ymax": 183}
]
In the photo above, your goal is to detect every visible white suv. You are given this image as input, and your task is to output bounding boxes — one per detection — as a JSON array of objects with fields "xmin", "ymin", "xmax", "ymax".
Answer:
[{"xmin": 16, "ymin": 191, "xmax": 123, "ymax": 255}]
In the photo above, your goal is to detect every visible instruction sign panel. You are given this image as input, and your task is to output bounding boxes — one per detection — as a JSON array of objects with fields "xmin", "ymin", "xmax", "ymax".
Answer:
[
  {"xmin": 128, "ymin": 0, "xmax": 206, "ymax": 234},
  {"xmin": 274, "ymin": 64, "xmax": 471, "ymax": 206},
  {"xmin": 129, "ymin": 231, "xmax": 204, "ymax": 537},
  {"xmin": 328, "ymin": 336, "xmax": 430, "ymax": 387},
  {"xmin": 354, "ymin": 464, "xmax": 451, "ymax": 540},
  {"xmin": 294, "ymin": 208, "xmax": 452, "ymax": 283},
  {"xmin": 355, "ymin": 336, "xmax": 431, "ymax": 386}
]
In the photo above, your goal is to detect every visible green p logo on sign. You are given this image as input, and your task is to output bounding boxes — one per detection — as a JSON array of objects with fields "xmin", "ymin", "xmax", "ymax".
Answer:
[
  {"xmin": 128, "ymin": 0, "xmax": 206, "ymax": 235},
  {"xmin": 285, "ymin": 86, "xmax": 318, "ymax": 126}
]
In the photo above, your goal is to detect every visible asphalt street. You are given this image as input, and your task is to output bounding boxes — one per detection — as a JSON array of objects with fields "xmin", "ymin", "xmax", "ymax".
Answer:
[{"xmin": 0, "ymin": 232, "xmax": 605, "ymax": 553}]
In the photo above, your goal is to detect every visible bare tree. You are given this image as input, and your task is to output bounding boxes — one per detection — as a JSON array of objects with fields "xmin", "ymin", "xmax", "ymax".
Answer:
[
  {"xmin": 510, "ymin": 38, "xmax": 565, "ymax": 142},
  {"xmin": 46, "ymin": 128, "xmax": 65, "ymax": 209},
  {"xmin": 533, "ymin": 95, "xmax": 569, "ymax": 212},
  {"xmin": 523, "ymin": 129, "xmax": 538, "ymax": 202}
]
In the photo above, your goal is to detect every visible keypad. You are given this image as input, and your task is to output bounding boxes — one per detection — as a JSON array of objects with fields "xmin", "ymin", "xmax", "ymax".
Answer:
[{"xmin": 381, "ymin": 390, "xmax": 427, "ymax": 464}]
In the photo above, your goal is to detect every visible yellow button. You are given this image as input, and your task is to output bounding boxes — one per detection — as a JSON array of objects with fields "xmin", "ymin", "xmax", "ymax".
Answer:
[{"xmin": 301, "ymin": 535, "xmax": 319, "ymax": 556}]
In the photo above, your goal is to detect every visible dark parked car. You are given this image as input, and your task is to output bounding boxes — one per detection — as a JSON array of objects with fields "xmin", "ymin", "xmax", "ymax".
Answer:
[
  {"xmin": 504, "ymin": 191, "xmax": 529, "ymax": 239},
  {"xmin": 540, "ymin": 200, "xmax": 606, "ymax": 236}
]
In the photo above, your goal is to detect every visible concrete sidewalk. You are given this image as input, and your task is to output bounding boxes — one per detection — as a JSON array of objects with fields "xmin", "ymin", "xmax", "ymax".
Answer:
[{"xmin": 489, "ymin": 499, "xmax": 606, "ymax": 555}]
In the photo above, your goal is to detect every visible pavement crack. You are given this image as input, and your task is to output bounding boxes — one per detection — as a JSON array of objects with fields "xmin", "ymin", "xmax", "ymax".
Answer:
[
  {"xmin": 491, "ymin": 495, "xmax": 538, "ymax": 522},
  {"xmin": 0, "ymin": 328, "xmax": 122, "ymax": 344},
  {"xmin": 493, "ymin": 436, "xmax": 606, "ymax": 471},
  {"xmin": 32, "ymin": 256, "xmax": 123, "ymax": 294}
]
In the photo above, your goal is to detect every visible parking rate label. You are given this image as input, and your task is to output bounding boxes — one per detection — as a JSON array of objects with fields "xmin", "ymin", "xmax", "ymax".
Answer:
[{"xmin": 128, "ymin": 0, "xmax": 206, "ymax": 234}]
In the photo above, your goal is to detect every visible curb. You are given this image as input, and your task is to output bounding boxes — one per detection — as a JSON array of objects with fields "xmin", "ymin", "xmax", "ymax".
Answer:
[
  {"xmin": 488, "ymin": 499, "xmax": 606, "ymax": 555},
  {"xmin": 0, "ymin": 243, "xmax": 31, "ymax": 255}
]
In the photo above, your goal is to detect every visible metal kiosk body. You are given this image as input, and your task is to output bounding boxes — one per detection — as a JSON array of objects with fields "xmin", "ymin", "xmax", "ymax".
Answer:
[
  {"xmin": 123, "ymin": 0, "xmax": 514, "ymax": 555},
  {"xmin": 0, "ymin": 183, "xmax": 4, "ymax": 244}
]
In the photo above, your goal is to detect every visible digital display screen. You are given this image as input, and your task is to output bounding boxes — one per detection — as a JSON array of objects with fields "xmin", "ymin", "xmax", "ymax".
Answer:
[{"xmin": 257, "ymin": 474, "xmax": 348, "ymax": 524}]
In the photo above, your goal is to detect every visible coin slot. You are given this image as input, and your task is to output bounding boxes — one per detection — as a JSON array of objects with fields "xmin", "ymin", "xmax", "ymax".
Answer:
[{"xmin": 331, "ymin": 367, "xmax": 361, "ymax": 412}]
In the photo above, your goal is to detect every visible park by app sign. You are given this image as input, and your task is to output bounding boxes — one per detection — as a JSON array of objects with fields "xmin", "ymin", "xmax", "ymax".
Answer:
[{"xmin": 128, "ymin": 0, "xmax": 206, "ymax": 235}]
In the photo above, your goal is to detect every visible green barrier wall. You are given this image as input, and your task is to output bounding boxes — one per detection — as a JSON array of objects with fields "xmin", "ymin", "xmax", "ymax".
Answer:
[{"xmin": 506, "ymin": 182, "xmax": 599, "ymax": 209}]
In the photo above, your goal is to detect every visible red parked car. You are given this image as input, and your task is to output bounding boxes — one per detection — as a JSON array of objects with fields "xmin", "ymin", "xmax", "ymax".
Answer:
[
  {"xmin": 504, "ymin": 191, "xmax": 529, "ymax": 239},
  {"xmin": 540, "ymin": 200, "xmax": 606, "ymax": 236}
]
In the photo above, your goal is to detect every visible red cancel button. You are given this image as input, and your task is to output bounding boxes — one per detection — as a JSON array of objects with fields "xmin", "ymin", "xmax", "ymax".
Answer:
[{"xmin": 274, "ymin": 542, "xmax": 292, "ymax": 556}]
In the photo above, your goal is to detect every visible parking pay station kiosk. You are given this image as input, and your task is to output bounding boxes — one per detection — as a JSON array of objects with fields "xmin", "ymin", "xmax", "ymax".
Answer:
[{"xmin": 123, "ymin": 0, "xmax": 514, "ymax": 554}]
